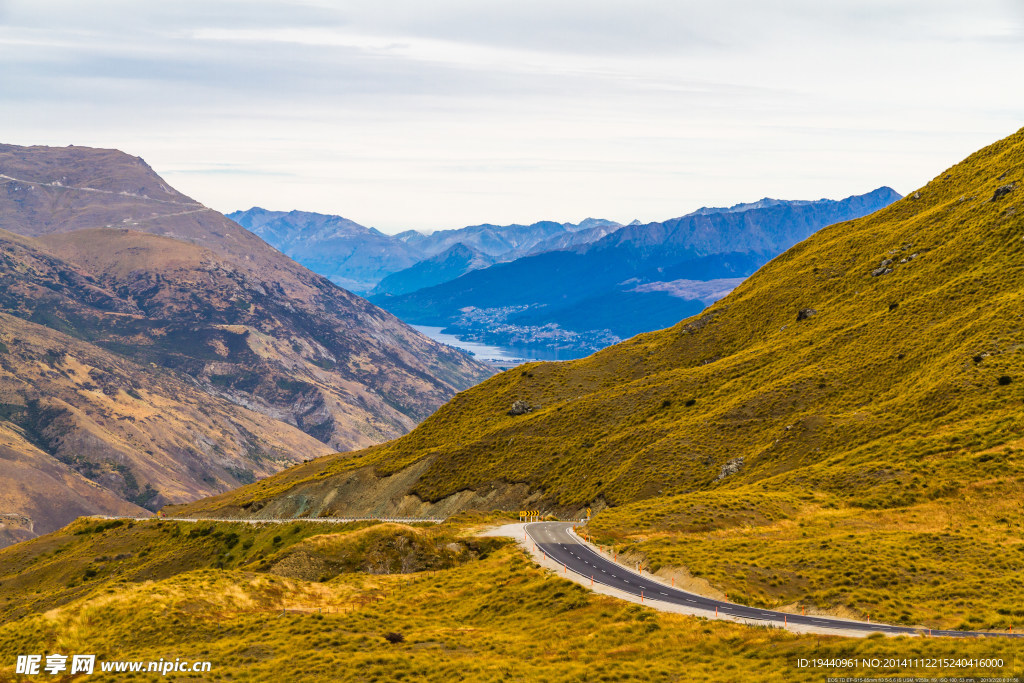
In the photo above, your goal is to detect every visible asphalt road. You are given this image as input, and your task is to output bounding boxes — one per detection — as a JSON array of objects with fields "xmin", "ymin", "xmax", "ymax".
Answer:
[{"xmin": 526, "ymin": 521, "xmax": 1022, "ymax": 639}]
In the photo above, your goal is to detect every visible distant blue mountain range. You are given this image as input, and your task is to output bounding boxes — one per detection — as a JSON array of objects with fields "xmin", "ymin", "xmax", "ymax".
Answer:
[
  {"xmin": 228, "ymin": 208, "xmax": 624, "ymax": 294},
  {"xmin": 231, "ymin": 186, "xmax": 901, "ymax": 358}
]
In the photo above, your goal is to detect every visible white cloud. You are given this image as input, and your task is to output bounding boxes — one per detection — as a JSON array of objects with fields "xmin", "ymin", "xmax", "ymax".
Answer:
[{"xmin": 0, "ymin": 0, "xmax": 1021, "ymax": 231}]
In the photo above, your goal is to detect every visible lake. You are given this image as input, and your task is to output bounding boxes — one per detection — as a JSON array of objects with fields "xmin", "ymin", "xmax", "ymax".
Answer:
[{"xmin": 411, "ymin": 326, "xmax": 578, "ymax": 363}]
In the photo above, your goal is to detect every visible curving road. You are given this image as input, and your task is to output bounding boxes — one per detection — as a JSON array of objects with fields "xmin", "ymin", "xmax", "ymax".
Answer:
[{"xmin": 525, "ymin": 521, "xmax": 1022, "ymax": 639}]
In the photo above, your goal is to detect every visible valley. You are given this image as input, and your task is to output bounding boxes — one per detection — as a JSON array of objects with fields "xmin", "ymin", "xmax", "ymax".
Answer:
[
  {"xmin": 0, "ymin": 144, "xmax": 493, "ymax": 546},
  {"xmin": 4, "ymin": 3, "xmax": 1023, "ymax": 681},
  {"xmin": 0, "ymin": 128, "xmax": 1021, "ymax": 680},
  {"xmin": 174, "ymin": 127, "xmax": 1024, "ymax": 632},
  {"xmin": 234, "ymin": 189, "xmax": 901, "ymax": 360}
]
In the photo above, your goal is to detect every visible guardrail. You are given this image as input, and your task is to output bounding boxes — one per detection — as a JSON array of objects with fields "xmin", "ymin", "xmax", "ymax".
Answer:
[{"xmin": 87, "ymin": 515, "xmax": 446, "ymax": 524}]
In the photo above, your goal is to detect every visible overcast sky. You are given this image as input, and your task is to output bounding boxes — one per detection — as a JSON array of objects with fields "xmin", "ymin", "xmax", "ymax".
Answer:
[{"xmin": 2, "ymin": 1, "xmax": 1022, "ymax": 233}]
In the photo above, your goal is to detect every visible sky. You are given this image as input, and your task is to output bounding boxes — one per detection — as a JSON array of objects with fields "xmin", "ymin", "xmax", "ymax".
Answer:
[{"xmin": 1, "ymin": 1, "xmax": 1022, "ymax": 233}]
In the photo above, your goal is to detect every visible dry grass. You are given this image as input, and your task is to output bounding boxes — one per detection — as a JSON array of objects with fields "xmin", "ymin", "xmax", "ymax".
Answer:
[{"xmin": 2, "ymin": 536, "xmax": 1023, "ymax": 682}]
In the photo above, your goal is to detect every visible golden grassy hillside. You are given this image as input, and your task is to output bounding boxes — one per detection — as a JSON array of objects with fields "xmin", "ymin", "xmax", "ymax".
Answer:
[
  {"xmin": 0, "ymin": 516, "xmax": 499, "ymax": 625},
  {"xmin": 187, "ymin": 127, "xmax": 1023, "ymax": 516},
  {"xmin": 2, "ymin": 518, "xmax": 1021, "ymax": 682}
]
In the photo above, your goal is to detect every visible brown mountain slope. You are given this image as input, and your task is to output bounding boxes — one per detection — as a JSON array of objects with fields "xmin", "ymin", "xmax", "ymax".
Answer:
[
  {"xmin": 35, "ymin": 228, "xmax": 482, "ymax": 442},
  {"xmin": 178, "ymin": 126, "xmax": 1024, "ymax": 523},
  {"xmin": 0, "ymin": 143, "xmax": 266, "ymax": 262},
  {"xmin": 0, "ymin": 421, "xmax": 143, "ymax": 548},
  {"xmin": 0, "ymin": 306, "xmax": 334, "ymax": 541},
  {"xmin": 0, "ymin": 143, "xmax": 492, "ymax": 446},
  {"xmin": 0, "ymin": 144, "xmax": 492, "ymax": 546}
]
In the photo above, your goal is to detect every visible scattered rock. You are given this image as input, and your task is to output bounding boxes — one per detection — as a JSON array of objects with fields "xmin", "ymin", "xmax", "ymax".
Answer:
[
  {"xmin": 716, "ymin": 457, "xmax": 744, "ymax": 481},
  {"xmin": 796, "ymin": 308, "xmax": 818, "ymax": 321},
  {"xmin": 992, "ymin": 183, "xmax": 1016, "ymax": 201},
  {"xmin": 871, "ymin": 258, "xmax": 893, "ymax": 277},
  {"xmin": 507, "ymin": 400, "xmax": 533, "ymax": 416},
  {"xmin": 898, "ymin": 250, "xmax": 920, "ymax": 264},
  {"xmin": 680, "ymin": 308, "xmax": 725, "ymax": 335},
  {"xmin": 912, "ymin": 192, "xmax": 921, "ymax": 200}
]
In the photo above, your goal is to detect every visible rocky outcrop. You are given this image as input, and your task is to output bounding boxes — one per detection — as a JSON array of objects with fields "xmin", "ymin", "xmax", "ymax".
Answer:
[
  {"xmin": 507, "ymin": 400, "xmax": 534, "ymax": 416},
  {"xmin": 716, "ymin": 457, "xmax": 745, "ymax": 481},
  {"xmin": 991, "ymin": 182, "xmax": 1016, "ymax": 202}
]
